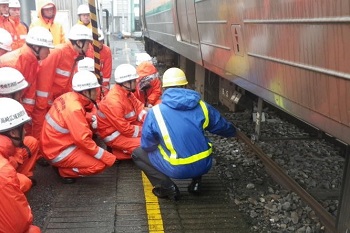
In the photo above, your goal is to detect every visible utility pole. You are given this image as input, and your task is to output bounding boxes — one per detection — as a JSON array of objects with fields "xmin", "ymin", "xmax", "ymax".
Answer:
[{"xmin": 20, "ymin": 0, "xmax": 35, "ymax": 26}]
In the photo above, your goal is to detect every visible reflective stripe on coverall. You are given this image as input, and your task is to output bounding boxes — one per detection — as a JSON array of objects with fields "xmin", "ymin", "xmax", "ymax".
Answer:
[
  {"xmin": 8, "ymin": 16, "xmax": 27, "ymax": 50},
  {"xmin": 152, "ymin": 100, "xmax": 212, "ymax": 165},
  {"xmin": 40, "ymin": 92, "xmax": 116, "ymax": 177},
  {"xmin": 86, "ymin": 43, "xmax": 112, "ymax": 99},
  {"xmin": 0, "ymin": 156, "xmax": 41, "ymax": 233},
  {"xmin": 32, "ymin": 42, "xmax": 82, "ymax": 140},
  {"xmin": 0, "ymin": 44, "xmax": 39, "ymax": 135},
  {"xmin": 97, "ymin": 84, "xmax": 147, "ymax": 160}
]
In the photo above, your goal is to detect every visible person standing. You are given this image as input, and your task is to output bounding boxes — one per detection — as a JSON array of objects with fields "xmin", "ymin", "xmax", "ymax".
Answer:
[
  {"xmin": 0, "ymin": 27, "xmax": 12, "ymax": 56},
  {"xmin": 86, "ymin": 29, "xmax": 112, "ymax": 99},
  {"xmin": 76, "ymin": 4, "xmax": 92, "ymax": 29},
  {"xmin": 30, "ymin": 0, "xmax": 65, "ymax": 45},
  {"xmin": 0, "ymin": 26, "xmax": 53, "ymax": 137},
  {"xmin": 7, "ymin": 0, "xmax": 27, "ymax": 50},
  {"xmin": 132, "ymin": 67, "xmax": 236, "ymax": 200},
  {"xmin": 97, "ymin": 64, "xmax": 148, "ymax": 160},
  {"xmin": 40, "ymin": 71, "xmax": 116, "ymax": 184},
  {"xmin": 0, "ymin": 0, "xmax": 9, "ymax": 26},
  {"xmin": 31, "ymin": 24, "xmax": 92, "ymax": 140}
]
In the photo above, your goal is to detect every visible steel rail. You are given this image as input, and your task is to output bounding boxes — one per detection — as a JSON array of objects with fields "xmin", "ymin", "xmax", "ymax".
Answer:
[{"xmin": 236, "ymin": 130, "xmax": 337, "ymax": 233}]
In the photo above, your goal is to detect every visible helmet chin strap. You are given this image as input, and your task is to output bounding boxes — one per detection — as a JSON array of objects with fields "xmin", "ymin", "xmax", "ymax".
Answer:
[
  {"xmin": 28, "ymin": 45, "xmax": 42, "ymax": 60},
  {"xmin": 5, "ymin": 125, "xmax": 25, "ymax": 147},
  {"xmin": 78, "ymin": 90, "xmax": 99, "ymax": 110},
  {"xmin": 74, "ymin": 40, "xmax": 87, "ymax": 56},
  {"xmin": 121, "ymin": 81, "xmax": 135, "ymax": 92}
]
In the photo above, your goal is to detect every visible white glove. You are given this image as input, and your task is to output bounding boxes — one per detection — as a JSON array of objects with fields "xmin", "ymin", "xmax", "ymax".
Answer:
[{"xmin": 91, "ymin": 115, "xmax": 98, "ymax": 129}]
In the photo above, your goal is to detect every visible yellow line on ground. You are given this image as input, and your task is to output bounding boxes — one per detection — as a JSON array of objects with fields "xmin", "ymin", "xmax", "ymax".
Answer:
[{"xmin": 142, "ymin": 172, "xmax": 164, "ymax": 232}]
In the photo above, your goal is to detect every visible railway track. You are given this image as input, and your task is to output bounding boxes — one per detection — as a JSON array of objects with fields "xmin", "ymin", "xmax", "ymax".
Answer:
[{"xmin": 236, "ymin": 130, "xmax": 337, "ymax": 232}]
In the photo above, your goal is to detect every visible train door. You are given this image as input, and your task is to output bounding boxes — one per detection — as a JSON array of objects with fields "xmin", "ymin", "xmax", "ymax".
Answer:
[{"xmin": 172, "ymin": 0, "xmax": 199, "ymax": 45}]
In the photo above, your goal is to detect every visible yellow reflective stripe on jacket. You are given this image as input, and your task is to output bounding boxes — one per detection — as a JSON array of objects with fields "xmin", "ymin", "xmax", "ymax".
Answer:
[
  {"xmin": 199, "ymin": 100, "xmax": 209, "ymax": 129},
  {"xmin": 158, "ymin": 142, "xmax": 213, "ymax": 165},
  {"xmin": 153, "ymin": 100, "xmax": 211, "ymax": 165},
  {"xmin": 153, "ymin": 105, "xmax": 177, "ymax": 159}
]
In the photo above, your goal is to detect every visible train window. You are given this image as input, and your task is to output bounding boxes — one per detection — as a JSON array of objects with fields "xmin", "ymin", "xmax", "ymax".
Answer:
[{"xmin": 231, "ymin": 25, "xmax": 244, "ymax": 56}]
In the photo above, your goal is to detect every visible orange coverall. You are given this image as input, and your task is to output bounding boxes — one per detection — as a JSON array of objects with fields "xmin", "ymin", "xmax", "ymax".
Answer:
[
  {"xmin": 86, "ymin": 43, "xmax": 112, "ymax": 98},
  {"xmin": 32, "ymin": 42, "xmax": 82, "ymax": 140},
  {"xmin": 1, "ymin": 13, "xmax": 27, "ymax": 50},
  {"xmin": 0, "ymin": 134, "xmax": 39, "ymax": 193},
  {"xmin": 8, "ymin": 16, "xmax": 28, "ymax": 50},
  {"xmin": 30, "ymin": 0, "xmax": 65, "ymax": 45},
  {"xmin": 97, "ymin": 84, "xmax": 147, "ymax": 160},
  {"xmin": 0, "ymin": 44, "xmax": 39, "ymax": 135},
  {"xmin": 0, "ymin": 156, "xmax": 41, "ymax": 233},
  {"xmin": 40, "ymin": 92, "xmax": 116, "ymax": 178},
  {"xmin": 135, "ymin": 61, "xmax": 162, "ymax": 107}
]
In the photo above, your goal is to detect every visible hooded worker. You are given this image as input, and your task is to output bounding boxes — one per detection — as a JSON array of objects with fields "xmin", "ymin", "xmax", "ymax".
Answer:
[{"xmin": 30, "ymin": 0, "xmax": 65, "ymax": 45}]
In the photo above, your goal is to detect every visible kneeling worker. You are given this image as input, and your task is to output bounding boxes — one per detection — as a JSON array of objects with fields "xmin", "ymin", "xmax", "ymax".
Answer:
[
  {"xmin": 132, "ymin": 67, "xmax": 236, "ymax": 200},
  {"xmin": 40, "ymin": 70, "xmax": 116, "ymax": 184}
]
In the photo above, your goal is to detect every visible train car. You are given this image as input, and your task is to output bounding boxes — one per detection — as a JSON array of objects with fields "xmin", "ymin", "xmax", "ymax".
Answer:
[{"xmin": 140, "ymin": 0, "xmax": 350, "ymax": 145}]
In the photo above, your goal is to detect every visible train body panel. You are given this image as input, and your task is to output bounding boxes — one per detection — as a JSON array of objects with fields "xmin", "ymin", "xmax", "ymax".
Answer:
[
  {"xmin": 143, "ymin": 0, "xmax": 202, "ymax": 64},
  {"xmin": 141, "ymin": 0, "xmax": 350, "ymax": 144}
]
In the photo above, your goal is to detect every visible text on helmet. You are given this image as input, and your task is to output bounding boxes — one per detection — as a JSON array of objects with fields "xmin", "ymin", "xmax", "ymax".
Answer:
[
  {"xmin": 0, "ymin": 81, "xmax": 17, "ymax": 89},
  {"xmin": 1, "ymin": 110, "xmax": 26, "ymax": 124},
  {"xmin": 76, "ymin": 82, "xmax": 99, "ymax": 88}
]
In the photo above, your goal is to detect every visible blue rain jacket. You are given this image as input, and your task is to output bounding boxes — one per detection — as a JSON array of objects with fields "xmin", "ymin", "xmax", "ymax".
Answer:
[{"xmin": 141, "ymin": 88, "xmax": 236, "ymax": 179}]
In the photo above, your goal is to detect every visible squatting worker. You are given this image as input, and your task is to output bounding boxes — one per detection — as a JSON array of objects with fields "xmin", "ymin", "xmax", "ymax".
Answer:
[
  {"xmin": 40, "ymin": 71, "xmax": 116, "ymax": 184},
  {"xmin": 135, "ymin": 61, "xmax": 162, "ymax": 107},
  {"xmin": 0, "ymin": 68, "xmax": 41, "ymax": 192},
  {"xmin": 32, "ymin": 24, "xmax": 92, "ymax": 140},
  {"xmin": 97, "ymin": 63, "xmax": 148, "ymax": 161},
  {"xmin": 0, "ymin": 97, "xmax": 40, "ymax": 233},
  {"xmin": 132, "ymin": 67, "xmax": 236, "ymax": 200}
]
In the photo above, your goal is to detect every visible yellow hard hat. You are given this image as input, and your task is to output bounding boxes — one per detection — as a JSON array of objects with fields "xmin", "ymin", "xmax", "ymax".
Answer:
[{"xmin": 162, "ymin": 67, "xmax": 188, "ymax": 88}]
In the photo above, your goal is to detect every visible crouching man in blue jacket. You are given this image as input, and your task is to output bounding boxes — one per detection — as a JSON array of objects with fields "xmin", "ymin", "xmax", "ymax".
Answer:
[{"xmin": 132, "ymin": 67, "xmax": 236, "ymax": 200}]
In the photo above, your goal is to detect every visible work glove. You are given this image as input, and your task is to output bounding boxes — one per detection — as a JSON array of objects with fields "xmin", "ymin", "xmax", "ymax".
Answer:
[{"xmin": 91, "ymin": 115, "xmax": 98, "ymax": 129}]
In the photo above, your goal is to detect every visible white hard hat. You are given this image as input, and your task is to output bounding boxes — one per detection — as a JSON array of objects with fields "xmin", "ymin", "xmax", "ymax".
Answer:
[
  {"xmin": 98, "ymin": 29, "xmax": 104, "ymax": 41},
  {"xmin": 114, "ymin": 64, "xmax": 138, "ymax": 83},
  {"xmin": 0, "ymin": 67, "xmax": 28, "ymax": 94},
  {"xmin": 0, "ymin": 0, "xmax": 9, "ymax": 4},
  {"xmin": 0, "ymin": 28, "xmax": 13, "ymax": 51},
  {"xmin": 78, "ymin": 57, "xmax": 94, "ymax": 72},
  {"xmin": 0, "ymin": 98, "xmax": 31, "ymax": 133},
  {"xmin": 135, "ymin": 53, "xmax": 152, "ymax": 66},
  {"xmin": 72, "ymin": 70, "xmax": 100, "ymax": 92},
  {"xmin": 68, "ymin": 24, "xmax": 93, "ymax": 41},
  {"xmin": 8, "ymin": 0, "xmax": 20, "ymax": 8},
  {"xmin": 77, "ymin": 4, "xmax": 90, "ymax": 15},
  {"xmin": 26, "ymin": 26, "xmax": 54, "ymax": 48}
]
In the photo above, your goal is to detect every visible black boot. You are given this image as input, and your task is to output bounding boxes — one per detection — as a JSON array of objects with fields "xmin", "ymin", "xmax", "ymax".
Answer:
[
  {"xmin": 152, "ymin": 184, "xmax": 180, "ymax": 201},
  {"xmin": 37, "ymin": 157, "xmax": 50, "ymax": 167},
  {"xmin": 52, "ymin": 166, "xmax": 76, "ymax": 184},
  {"xmin": 188, "ymin": 178, "xmax": 202, "ymax": 195}
]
